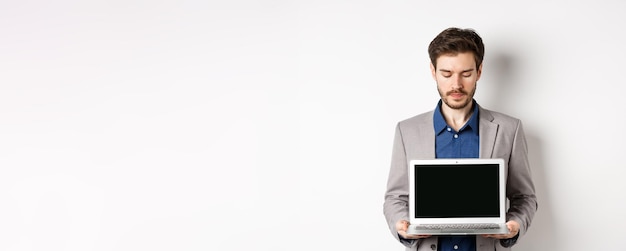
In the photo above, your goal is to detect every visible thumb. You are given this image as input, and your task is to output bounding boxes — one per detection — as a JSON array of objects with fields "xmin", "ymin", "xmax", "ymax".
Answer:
[{"xmin": 396, "ymin": 220, "xmax": 409, "ymax": 231}]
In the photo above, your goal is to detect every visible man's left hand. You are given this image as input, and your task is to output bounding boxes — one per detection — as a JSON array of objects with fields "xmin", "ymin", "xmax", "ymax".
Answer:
[{"xmin": 481, "ymin": 220, "xmax": 519, "ymax": 239}]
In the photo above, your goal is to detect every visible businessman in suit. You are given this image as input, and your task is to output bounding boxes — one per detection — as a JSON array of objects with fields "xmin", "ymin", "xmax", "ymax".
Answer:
[{"xmin": 383, "ymin": 27, "xmax": 537, "ymax": 251}]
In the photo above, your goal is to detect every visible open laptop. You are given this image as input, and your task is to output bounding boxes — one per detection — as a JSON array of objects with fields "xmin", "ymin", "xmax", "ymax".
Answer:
[{"xmin": 406, "ymin": 158, "xmax": 510, "ymax": 235}]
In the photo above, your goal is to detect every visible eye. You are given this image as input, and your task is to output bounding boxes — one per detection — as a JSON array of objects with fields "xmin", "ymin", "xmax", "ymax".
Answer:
[
  {"xmin": 442, "ymin": 73, "xmax": 452, "ymax": 78},
  {"xmin": 462, "ymin": 73, "xmax": 472, "ymax": 78}
]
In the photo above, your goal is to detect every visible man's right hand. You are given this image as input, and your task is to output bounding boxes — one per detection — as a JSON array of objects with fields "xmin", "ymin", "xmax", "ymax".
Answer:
[{"xmin": 396, "ymin": 220, "xmax": 432, "ymax": 239}]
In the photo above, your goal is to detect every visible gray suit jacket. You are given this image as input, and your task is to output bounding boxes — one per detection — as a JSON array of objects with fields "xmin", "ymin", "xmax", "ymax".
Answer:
[{"xmin": 383, "ymin": 105, "xmax": 537, "ymax": 251}]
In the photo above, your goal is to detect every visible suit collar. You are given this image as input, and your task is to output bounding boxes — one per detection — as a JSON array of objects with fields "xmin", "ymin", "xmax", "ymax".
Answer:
[{"xmin": 478, "ymin": 105, "xmax": 498, "ymax": 158}]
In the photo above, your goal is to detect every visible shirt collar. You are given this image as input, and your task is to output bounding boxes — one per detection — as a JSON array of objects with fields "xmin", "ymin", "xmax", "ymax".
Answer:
[{"xmin": 433, "ymin": 99, "xmax": 479, "ymax": 135}]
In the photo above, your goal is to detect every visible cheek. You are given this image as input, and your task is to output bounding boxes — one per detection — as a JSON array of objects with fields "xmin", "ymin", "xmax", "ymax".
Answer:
[
  {"xmin": 462, "ymin": 78, "xmax": 477, "ymax": 87},
  {"xmin": 436, "ymin": 76, "xmax": 450, "ymax": 86},
  {"xmin": 435, "ymin": 80, "xmax": 447, "ymax": 90}
]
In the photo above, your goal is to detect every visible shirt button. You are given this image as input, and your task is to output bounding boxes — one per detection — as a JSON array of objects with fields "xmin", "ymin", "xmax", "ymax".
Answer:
[
  {"xmin": 453, "ymin": 245, "xmax": 459, "ymax": 250},
  {"xmin": 453, "ymin": 134, "xmax": 459, "ymax": 139},
  {"xmin": 447, "ymin": 127, "xmax": 452, "ymax": 132}
]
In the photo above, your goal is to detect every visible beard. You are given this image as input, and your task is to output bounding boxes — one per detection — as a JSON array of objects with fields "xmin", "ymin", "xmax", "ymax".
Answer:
[{"xmin": 437, "ymin": 85, "xmax": 476, "ymax": 110}]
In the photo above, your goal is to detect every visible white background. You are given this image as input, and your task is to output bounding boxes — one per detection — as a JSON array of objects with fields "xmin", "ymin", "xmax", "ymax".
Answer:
[{"xmin": 1, "ymin": 0, "xmax": 625, "ymax": 250}]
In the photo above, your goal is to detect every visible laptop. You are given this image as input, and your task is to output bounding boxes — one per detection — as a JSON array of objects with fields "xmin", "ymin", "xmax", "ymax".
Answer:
[{"xmin": 406, "ymin": 158, "xmax": 510, "ymax": 235}]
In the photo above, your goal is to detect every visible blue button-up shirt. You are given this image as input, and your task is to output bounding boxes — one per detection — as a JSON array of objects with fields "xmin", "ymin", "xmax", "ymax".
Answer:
[{"xmin": 434, "ymin": 99, "xmax": 479, "ymax": 251}]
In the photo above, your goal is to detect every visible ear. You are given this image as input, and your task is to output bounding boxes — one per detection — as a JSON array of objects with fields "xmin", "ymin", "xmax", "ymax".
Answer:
[
  {"xmin": 476, "ymin": 63, "xmax": 483, "ymax": 81},
  {"xmin": 430, "ymin": 62, "xmax": 437, "ymax": 80}
]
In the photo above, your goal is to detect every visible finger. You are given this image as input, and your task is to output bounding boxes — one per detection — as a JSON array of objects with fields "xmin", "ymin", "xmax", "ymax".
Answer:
[
  {"xmin": 483, "ymin": 234, "xmax": 501, "ymax": 239},
  {"xmin": 398, "ymin": 231, "xmax": 418, "ymax": 239},
  {"xmin": 484, "ymin": 233, "xmax": 516, "ymax": 239},
  {"xmin": 405, "ymin": 234, "xmax": 432, "ymax": 239}
]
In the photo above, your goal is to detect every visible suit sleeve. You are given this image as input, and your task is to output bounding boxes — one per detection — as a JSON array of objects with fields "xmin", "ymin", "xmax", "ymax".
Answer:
[
  {"xmin": 383, "ymin": 123, "xmax": 418, "ymax": 248},
  {"xmin": 505, "ymin": 120, "xmax": 538, "ymax": 239}
]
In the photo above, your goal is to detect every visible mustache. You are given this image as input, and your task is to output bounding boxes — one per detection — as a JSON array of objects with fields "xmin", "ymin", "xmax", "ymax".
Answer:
[{"xmin": 446, "ymin": 89, "xmax": 468, "ymax": 95}]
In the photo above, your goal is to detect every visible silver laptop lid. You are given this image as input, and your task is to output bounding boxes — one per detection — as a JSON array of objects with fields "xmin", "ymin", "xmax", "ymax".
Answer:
[{"xmin": 408, "ymin": 158, "xmax": 506, "ymax": 225}]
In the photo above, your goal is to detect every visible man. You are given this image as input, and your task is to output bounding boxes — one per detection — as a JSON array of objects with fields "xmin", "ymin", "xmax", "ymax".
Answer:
[{"xmin": 383, "ymin": 27, "xmax": 537, "ymax": 251}]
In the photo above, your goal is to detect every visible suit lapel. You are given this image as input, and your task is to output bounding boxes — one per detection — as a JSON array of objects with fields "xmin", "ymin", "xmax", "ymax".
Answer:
[
  {"xmin": 406, "ymin": 111, "xmax": 436, "ymax": 160},
  {"xmin": 479, "ymin": 107, "xmax": 498, "ymax": 159},
  {"xmin": 418, "ymin": 112, "xmax": 436, "ymax": 159}
]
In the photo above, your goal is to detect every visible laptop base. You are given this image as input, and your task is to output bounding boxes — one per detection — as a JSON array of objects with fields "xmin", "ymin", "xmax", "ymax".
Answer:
[{"xmin": 406, "ymin": 223, "xmax": 509, "ymax": 235}]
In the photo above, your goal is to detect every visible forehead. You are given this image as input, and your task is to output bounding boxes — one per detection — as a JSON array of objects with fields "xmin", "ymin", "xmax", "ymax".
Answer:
[{"xmin": 435, "ymin": 52, "xmax": 476, "ymax": 70}]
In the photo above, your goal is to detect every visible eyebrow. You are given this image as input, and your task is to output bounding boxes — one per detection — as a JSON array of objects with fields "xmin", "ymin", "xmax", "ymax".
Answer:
[{"xmin": 439, "ymin": 68, "xmax": 475, "ymax": 73}]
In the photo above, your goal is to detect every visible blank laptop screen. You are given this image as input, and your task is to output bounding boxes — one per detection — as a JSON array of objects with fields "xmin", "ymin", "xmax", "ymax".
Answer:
[{"xmin": 413, "ymin": 163, "xmax": 500, "ymax": 218}]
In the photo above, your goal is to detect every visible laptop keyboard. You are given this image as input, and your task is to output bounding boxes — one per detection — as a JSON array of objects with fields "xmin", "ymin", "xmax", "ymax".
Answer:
[{"xmin": 414, "ymin": 223, "xmax": 501, "ymax": 230}]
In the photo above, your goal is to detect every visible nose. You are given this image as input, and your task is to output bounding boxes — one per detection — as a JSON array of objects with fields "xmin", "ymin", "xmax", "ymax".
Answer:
[{"xmin": 451, "ymin": 75, "xmax": 463, "ymax": 89}]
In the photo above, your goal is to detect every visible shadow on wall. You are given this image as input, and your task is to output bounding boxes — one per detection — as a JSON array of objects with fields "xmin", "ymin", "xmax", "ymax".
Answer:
[
  {"xmin": 488, "ymin": 50, "xmax": 556, "ymax": 250},
  {"xmin": 517, "ymin": 132, "xmax": 557, "ymax": 251},
  {"xmin": 487, "ymin": 51, "xmax": 517, "ymax": 112}
]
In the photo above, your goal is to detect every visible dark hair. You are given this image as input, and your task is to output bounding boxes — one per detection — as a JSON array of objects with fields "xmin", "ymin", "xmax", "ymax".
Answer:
[{"xmin": 428, "ymin": 27, "xmax": 484, "ymax": 69}]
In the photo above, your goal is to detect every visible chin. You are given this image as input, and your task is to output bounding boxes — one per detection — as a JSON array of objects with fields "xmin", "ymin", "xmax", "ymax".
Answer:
[{"xmin": 444, "ymin": 99, "xmax": 471, "ymax": 110}]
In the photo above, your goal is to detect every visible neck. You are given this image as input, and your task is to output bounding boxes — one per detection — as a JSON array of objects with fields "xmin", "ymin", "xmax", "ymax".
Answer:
[{"xmin": 441, "ymin": 103, "xmax": 473, "ymax": 131}]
